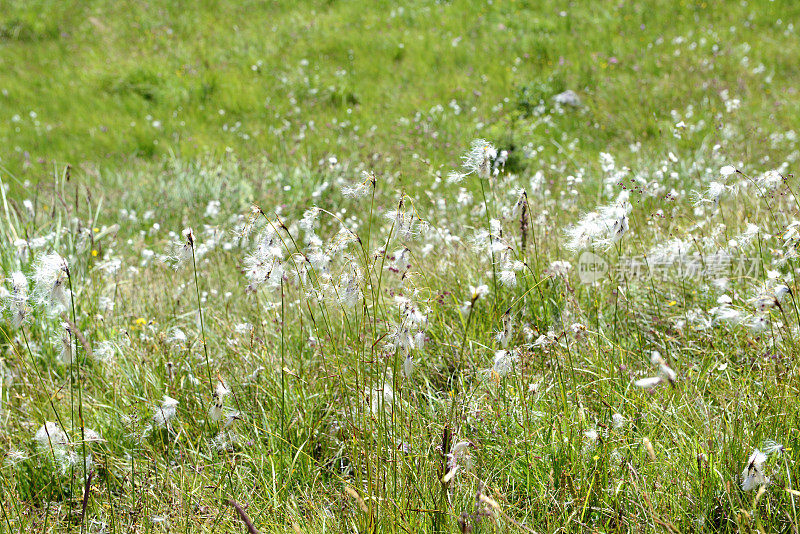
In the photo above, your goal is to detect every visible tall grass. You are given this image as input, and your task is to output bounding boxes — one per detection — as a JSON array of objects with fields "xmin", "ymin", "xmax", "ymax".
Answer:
[{"xmin": 2, "ymin": 1, "xmax": 800, "ymax": 532}]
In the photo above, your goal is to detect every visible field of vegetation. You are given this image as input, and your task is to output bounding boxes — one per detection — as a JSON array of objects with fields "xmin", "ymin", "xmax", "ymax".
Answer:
[{"xmin": 3, "ymin": 0, "xmax": 800, "ymax": 532}]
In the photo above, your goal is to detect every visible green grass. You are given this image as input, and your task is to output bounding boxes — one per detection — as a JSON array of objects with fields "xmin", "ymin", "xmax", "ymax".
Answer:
[
  {"xmin": 2, "ymin": 0, "xmax": 799, "ymax": 181},
  {"xmin": 2, "ymin": 0, "xmax": 800, "ymax": 532}
]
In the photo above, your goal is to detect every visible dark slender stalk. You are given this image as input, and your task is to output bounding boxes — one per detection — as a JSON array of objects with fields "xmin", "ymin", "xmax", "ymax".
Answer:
[
  {"xmin": 190, "ymin": 240, "xmax": 214, "ymax": 397},
  {"xmin": 67, "ymin": 267, "xmax": 88, "ymax": 530},
  {"xmin": 280, "ymin": 279, "xmax": 286, "ymax": 442}
]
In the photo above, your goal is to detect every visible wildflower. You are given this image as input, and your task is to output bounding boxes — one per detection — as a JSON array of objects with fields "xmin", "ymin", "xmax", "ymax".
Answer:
[
  {"xmin": 447, "ymin": 170, "xmax": 468, "ymax": 184},
  {"xmin": 747, "ymin": 315, "xmax": 769, "ymax": 331},
  {"xmin": 492, "ymin": 349, "xmax": 518, "ymax": 377},
  {"xmin": 385, "ymin": 202, "xmax": 429, "ymax": 240},
  {"xmin": 691, "ymin": 181, "xmax": 727, "ymax": 206},
  {"xmin": 96, "ymin": 257, "xmax": 122, "ymax": 277},
  {"xmin": 750, "ymin": 284, "xmax": 791, "ymax": 312},
  {"xmin": 164, "ymin": 228, "xmax": 195, "ymax": 270},
  {"xmin": 342, "ymin": 171, "xmax": 375, "ymax": 198},
  {"xmin": 402, "ymin": 354, "xmax": 413, "ymax": 378},
  {"xmin": 204, "ymin": 200, "xmax": 221, "ymax": 218},
  {"xmin": 209, "ymin": 382, "xmax": 230, "ymax": 423},
  {"xmin": 584, "ymin": 428, "xmax": 600, "ymax": 443},
  {"xmin": 469, "ymin": 284, "xmax": 489, "ymax": 302},
  {"xmin": 611, "ymin": 413, "xmax": 626, "ymax": 429},
  {"xmin": 742, "ymin": 449, "xmax": 769, "ymax": 491},
  {"xmin": 335, "ymin": 260, "xmax": 363, "ymax": 308},
  {"xmin": 153, "ymin": 396, "xmax": 179, "ymax": 429},
  {"xmin": 634, "ymin": 351, "xmax": 677, "ymax": 388},
  {"xmin": 443, "ymin": 440, "xmax": 473, "ymax": 483},
  {"xmin": 34, "ymin": 421, "xmax": 90, "ymax": 475},
  {"xmin": 734, "ymin": 223, "xmax": 760, "ymax": 248},
  {"xmin": 462, "ymin": 139, "xmax": 498, "ymax": 179},
  {"xmin": 365, "ymin": 384, "xmax": 394, "ymax": 414},
  {"xmin": 498, "ymin": 259, "xmax": 524, "ymax": 288},
  {"xmin": 210, "ymin": 430, "xmax": 239, "ymax": 451},
  {"xmin": 720, "ymin": 165, "xmax": 737, "ymax": 177},
  {"xmin": 709, "ymin": 301, "xmax": 744, "ymax": 325},
  {"xmin": 754, "ymin": 169, "xmax": 784, "ymax": 194},
  {"xmin": 388, "ymin": 296, "xmax": 428, "ymax": 355},
  {"xmin": 222, "ymin": 409, "xmax": 241, "ymax": 428},
  {"xmin": 471, "ymin": 220, "xmax": 508, "ymax": 258},
  {"xmin": 245, "ymin": 366, "xmax": 265, "ymax": 384},
  {"xmin": 82, "ymin": 428, "xmax": 104, "ymax": 443},
  {"xmin": 243, "ymin": 225, "xmax": 284, "ymax": 292},
  {"xmin": 35, "ymin": 421, "xmax": 69, "ymax": 449},
  {"xmin": 763, "ymin": 440, "xmax": 785, "ymax": 455},
  {"xmin": 3, "ymin": 271, "xmax": 30, "ymax": 327},
  {"xmin": 168, "ymin": 327, "xmax": 188, "ymax": 344},
  {"xmin": 32, "ymin": 253, "xmax": 69, "ymax": 310},
  {"xmin": 564, "ymin": 198, "xmax": 631, "ymax": 252},
  {"xmin": 298, "ymin": 207, "xmax": 320, "ymax": 239},
  {"xmin": 234, "ymin": 322, "xmax": 253, "ymax": 335},
  {"xmin": 784, "ymin": 221, "xmax": 800, "ymax": 249},
  {"xmin": 546, "ymin": 261, "xmax": 572, "ymax": 277},
  {"xmin": 633, "ymin": 376, "xmax": 663, "ymax": 388},
  {"xmin": 232, "ymin": 205, "xmax": 263, "ymax": 239},
  {"xmin": 553, "ymin": 90, "xmax": 582, "ymax": 107},
  {"xmin": 775, "ymin": 284, "xmax": 791, "ymax": 300},
  {"xmin": 56, "ymin": 323, "xmax": 74, "ymax": 364},
  {"xmin": 495, "ymin": 312, "xmax": 514, "ymax": 348}
]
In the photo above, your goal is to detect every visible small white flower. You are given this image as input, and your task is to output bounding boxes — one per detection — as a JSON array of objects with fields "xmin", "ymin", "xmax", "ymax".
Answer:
[
  {"xmin": 564, "ymin": 198, "xmax": 631, "ymax": 251},
  {"xmin": 4, "ymin": 271, "xmax": 30, "ymax": 327},
  {"xmin": 223, "ymin": 409, "xmax": 241, "ymax": 428},
  {"xmin": 443, "ymin": 440, "xmax": 473, "ymax": 483},
  {"xmin": 553, "ymin": 90, "xmax": 582, "ymax": 107},
  {"xmin": 741, "ymin": 449, "xmax": 769, "ymax": 491},
  {"xmin": 584, "ymin": 428, "xmax": 599, "ymax": 443},
  {"xmin": 611, "ymin": 413, "xmax": 626, "ymax": 429},
  {"xmin": 635, "ymin": 351, "xmax": 677, "ymax": 388},
  {"xmin": 342, "ymin": 172, "xmax": 375, "ymax": 198},
  {"xmin": 462, "ymin": 139, "xmax": 498, "ymax": 179},
  {"xmin": 492, "ymin": 349, "xmax": 517, "ymax": 377},
  {"xmin": 57, "ymin": 323, "xmax": 74, "ymax": 364},
  {"xmin": 32, "ymin": 253, "xmax": 69, "ymax": 310},
  {"xmin": 204, "ymin": 200, "xmax": 221, "ymax": 218},
  {"xmin": 365, "ymin": 384, "xmax": 394, "ymax": 414},
  {"xmin": 402, "ymin": 354, "xmax": 414, "ymax": 378},
  {"xmin": 762, "ymin": 440, "xmax": 785, "ymax": 456},
  {"xmin": 469, "ymin": 284, "xmax": 489, "ymax": 301},
  {"xmin": 153, "ymin": 396, "xmax": 179, "ymax": 428},
  {"xmin": 209, "ymin": 382, "xmax": 230, "ymax": 422},
  {"xmin": 35, "ymin": 421, "xmax": 69, "ymax": 449},
  {"xmin": 634, "ymin": 376, "xmax": 663, "ymax": 388}
]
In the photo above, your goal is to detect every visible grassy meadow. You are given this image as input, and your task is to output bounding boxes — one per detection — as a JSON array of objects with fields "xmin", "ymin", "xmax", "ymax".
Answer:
[{"xmin": 2, "ymin": 0, "xmax": 800, "ymax": 532}]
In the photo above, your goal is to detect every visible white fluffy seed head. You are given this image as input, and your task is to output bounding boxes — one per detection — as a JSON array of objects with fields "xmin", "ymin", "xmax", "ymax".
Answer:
[{"xmin": 32, "ymin": 253, "xmax": 69, "ymax": 310}]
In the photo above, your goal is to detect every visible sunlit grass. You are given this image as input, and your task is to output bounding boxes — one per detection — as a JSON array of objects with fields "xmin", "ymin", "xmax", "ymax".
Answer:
[{"xmin": 2, "ymin": 1, "xmax": 800, "ymax": 533}]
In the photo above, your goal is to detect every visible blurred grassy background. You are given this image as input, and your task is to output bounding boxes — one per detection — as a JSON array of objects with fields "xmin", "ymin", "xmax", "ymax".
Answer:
[{"xmin": 2, "ymin": 0, "xmax": 799, "ymax": 185}]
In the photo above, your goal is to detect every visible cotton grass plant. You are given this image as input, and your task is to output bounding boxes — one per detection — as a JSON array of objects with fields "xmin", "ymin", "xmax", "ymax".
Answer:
[
  {"xmin": 3, "ymin": 2, "xmax": 800, "ymax": 527},
  {"xmin": 2, "ymin": 126, "xmax": 800, "ymax": 531}
]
